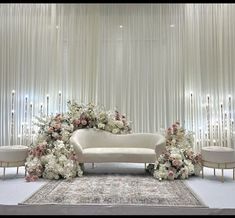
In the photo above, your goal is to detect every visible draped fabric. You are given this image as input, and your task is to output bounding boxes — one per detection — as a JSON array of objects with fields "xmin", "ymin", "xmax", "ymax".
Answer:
[{"xmin": 0, "ymin": 4, "xmax": 235, "ymax": 152}]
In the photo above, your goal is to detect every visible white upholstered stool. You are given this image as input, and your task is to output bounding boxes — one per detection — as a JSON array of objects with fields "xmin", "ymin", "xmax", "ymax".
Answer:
[
  {"xmin": 201, "ymin": 146, "xmax": 235, "ymax": 182},
  {"xmin": 0, "ymin": 145, "xmax": 28, "ymax": 179}
]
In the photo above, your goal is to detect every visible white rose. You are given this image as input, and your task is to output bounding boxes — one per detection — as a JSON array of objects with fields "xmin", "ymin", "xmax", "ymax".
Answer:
[
  {"xmin": 170, "ymin": 153, "xmax": 182, "ymax": 160},
  {"xmin": 194, "ymin": 164, "xmax": 202, "ymax": 176},
  {"xmin": 188, "ymin": 164, "xmax": 194, "ymax": 175},
  {"xmin": 61, "ymin": 131, "xmax": 70, "ymax": 141},
  {"xmin": 108, "ymin": 120, "xmax": 115, "ymax": 127},
  {"xmin": 112, "ymin": 128, "xmax": 119, "ymax": 134},
  {"xmin": 171, "ymin": 139, "xmax": 176, "ymax": 145},
  {"xmin": 52, "ymin": 132, "xmax": 60, "ymax": 139},
  {"xmin": 98, "ymin": 123, "xmax": 105, "ymax": 129},
  {"xmin": 115, "ymin": 120, "xmax": 124, "ymax": 128},
  {"xmin": 164, "ymin": 161, "xmax": 171, "ymax": 168},
  {"xmin": 59, "ymin": 155, "xmax": 67, "ymax": 163}
]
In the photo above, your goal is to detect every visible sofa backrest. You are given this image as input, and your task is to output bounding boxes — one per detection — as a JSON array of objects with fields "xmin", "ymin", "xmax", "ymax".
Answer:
[{"xmin": 70, "ymin": 128, "xmax": 165, "ymax": 150}]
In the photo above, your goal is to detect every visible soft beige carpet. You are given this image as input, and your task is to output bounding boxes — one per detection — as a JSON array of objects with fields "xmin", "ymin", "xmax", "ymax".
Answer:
[{"xmin": 20, "ymin": 173, "xmax": 206, "ymax": 207}]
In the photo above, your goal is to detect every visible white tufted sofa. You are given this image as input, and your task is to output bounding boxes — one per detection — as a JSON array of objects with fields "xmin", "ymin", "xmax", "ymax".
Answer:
[{"xmin": 70, "ymin": 128, "xmax": 166, "ymax": 168}]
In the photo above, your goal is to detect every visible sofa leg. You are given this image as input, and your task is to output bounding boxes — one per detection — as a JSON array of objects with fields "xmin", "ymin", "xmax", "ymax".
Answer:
[
  {"xmin": 92, "ymin": 163, "xmax": 95, "ymax": 169},
  {"xmin": 3, "ymin": 167, "xmax": 5, "ymax": 180},
  {"xmin": 221, "ymin": 169, "xmax": 224, "ymax": 183},
  {"xmin": 79, "ymin": 163, "xmax": 85, "ymax": 171}
]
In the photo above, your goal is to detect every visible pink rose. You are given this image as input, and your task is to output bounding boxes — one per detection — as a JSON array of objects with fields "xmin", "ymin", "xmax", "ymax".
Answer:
[
  {"xmin": 32, "ymin": 175, "xmax": 39, "ymax": 181},
  {"xmin": 188, "ymin": 155, "xmax": 193, "ymax": 160},
  {"xmin": 54, "ymin": 123, "xmax": 61, "ymax": 130},
  {"xmin": 25, "ymin": 175, "xmax": 38, "ymax": 182},
  {"xmin": 48, "ymin": 127, "xmax": 54, "ymax": 133},
  {"xmin": 168, "ymin": 170, "xmax": 174, "ymax": 180},
  {"xmin": 69, "ymin": 154, "xmax": 78, "ymax": 161},
  {"xmin": 55, "ymin": 114, "xmax": 62, "ymax": 121},
  {"xmin": 74, "ymin": 119, "xmax": 81, "ymax": 125},
  {"xmin": 25, "ymin": 175, "xmax": 31, "ymax": 182},
  {"xmin": 172, "ymin": 159, "xmax": 181, "ymax": 167}
]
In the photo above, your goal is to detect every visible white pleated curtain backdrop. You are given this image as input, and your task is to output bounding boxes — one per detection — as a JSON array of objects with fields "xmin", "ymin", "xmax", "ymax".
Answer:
[{"xmin": 0, "ymin": 4, "xmax": 235, "ymax": 152}]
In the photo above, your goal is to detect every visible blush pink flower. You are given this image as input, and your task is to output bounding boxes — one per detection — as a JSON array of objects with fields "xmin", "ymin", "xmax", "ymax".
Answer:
[
  {"xmin": 25, "ymin": 175, "xmax": 31, "ymax": 182},
  {"xmin": 172, "ymin": 159, "xmax": 182, "ymax": 167},
  {"xmin": 168, "ymin": 170, "xmax": 174, "ymax": 180},
  {"xmin": 47, "ymin": 127, "xmax": 54, "ymax": 133},
  {"xmin": 32, "ymin": 175, "xmax": 39, "ymax": 181},
  {"xmin": 73, "ymin": 119, "xmax": 80, "ymax": 125},
  {"xmin": 55, "ymin": 114, "xmax": 62, "ymax": 122},
  {"xmin": 25, "ymin": 174, "xmax": 39, "ymax": 182},
  {"xmin": 54, "ymin": 123, "xmax": 61, "ymax": 130}
]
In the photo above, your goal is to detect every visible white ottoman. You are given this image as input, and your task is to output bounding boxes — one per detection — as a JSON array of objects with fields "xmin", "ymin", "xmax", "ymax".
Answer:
[
  {"xmin": 201, "ymin": 146, "xmax": 235, "ymax": 182},
  {"xmin": 0, "ymin": 145, "xmax": 28, "ymax": 179}
]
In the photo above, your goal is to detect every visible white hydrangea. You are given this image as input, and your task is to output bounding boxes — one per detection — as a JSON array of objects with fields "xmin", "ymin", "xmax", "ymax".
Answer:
[
  {"xmin": 164, "ymin": 161, "xmax": 171, "ymax": 168},
  {"xmin": 52, "ymin": 132, "xmax": 60, "ymax": 139},
  {"xmin": 54, "ymin": 140, "xmax": 65, "ymax": 149},
  {"xmin": 61, "ymin": 130, "xmax": 71, "ymax": 142},
  {"xmin": 112, "ymin": 128, "xmax": 120, "ymax": 134},
  {"xmin": 170, "ymin": 153, "xmax": 182, "ymax": 160},
  {"xmin": 77, "ymin": 166, "xmax": 83, "ymax": 177},
  {"xmin": 98, "ymin": 123, "xmax": 105, "ymax": 129},
  {"xmin": 194, "ymin": 164, "xmax": 202, "ymax": 176},
  {"xmin": 61, "ymin": 123, "xmax": 73, "ymax": 131},
  {"xmin": 114, "ymin": 120, "xmax": 124, "ymax": 128},
  {"xmin": 153, "ymin": 166, "xmax": 168, "ymax": 180},
  {"xmin": 108, "ymin": 120, "xmax": 115, "ymax": 127},
  {"xmin": 59, "ymin": 154, "xmax": 67, "ymax": 164},
  {"xmin": 179, "ymin": 167, "xmax": 189, "ymax": 179},
  {"xmin": 98, "ymin": 111, "xmax": 107, "ymax": 119},
  {"xmin": 27, "ymin": 101, "xmax": 132, "ymax": 181},
  {"xmin": 26, "ymin": 156, "xmax": 42, "ymax": 170}
]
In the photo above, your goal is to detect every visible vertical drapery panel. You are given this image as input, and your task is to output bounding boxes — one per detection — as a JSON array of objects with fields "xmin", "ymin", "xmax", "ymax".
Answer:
[
  {"xmin": 0, "ymin": 4, "xmax": 235, "ymax": 151},
  {"xmin": 184, "ymin": 4, "xmax": 235, "ymax": 151},
  {"xmin": 0, "ymin": 4, "xmax": 56, "ymax": 145}
]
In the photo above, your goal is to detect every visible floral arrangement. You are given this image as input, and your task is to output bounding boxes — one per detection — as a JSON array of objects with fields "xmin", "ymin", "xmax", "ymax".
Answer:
[
  {"xmin": 146, "ymin": 122, "xmax": 202, "ymax": 180},
  {"xmin": 25, "ymin": 101, "xmax": 131, "ymax": 182}
]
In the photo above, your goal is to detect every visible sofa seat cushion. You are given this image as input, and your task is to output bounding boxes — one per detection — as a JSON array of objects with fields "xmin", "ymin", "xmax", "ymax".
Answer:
[
  {"xmin": 81, "ymin": 147, "xmax": 156, "ymax": 163},
  {"xmin": 201, "ymin": 146, "xmax": 235, "ymax": 163}
]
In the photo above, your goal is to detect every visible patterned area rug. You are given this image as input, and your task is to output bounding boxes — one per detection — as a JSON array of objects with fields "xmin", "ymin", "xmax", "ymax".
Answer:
[{"xmin": 20, "ymin": 174, "xmax": 206, "ymax": 207}]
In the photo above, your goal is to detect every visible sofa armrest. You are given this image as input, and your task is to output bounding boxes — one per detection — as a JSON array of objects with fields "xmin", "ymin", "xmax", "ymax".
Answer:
[
  {"xmin": 70, "ymin": 135, "xmax": 83, "ymax": 160},
  {"xmin": 155, "ymin": 137, "xmax": 166, "ymax": 157}
]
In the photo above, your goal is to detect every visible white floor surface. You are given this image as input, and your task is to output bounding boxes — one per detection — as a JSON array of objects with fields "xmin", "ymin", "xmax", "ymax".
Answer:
[{"xmin": 0, "ymin": 163, "xmax": 235, "ymax": 209}]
